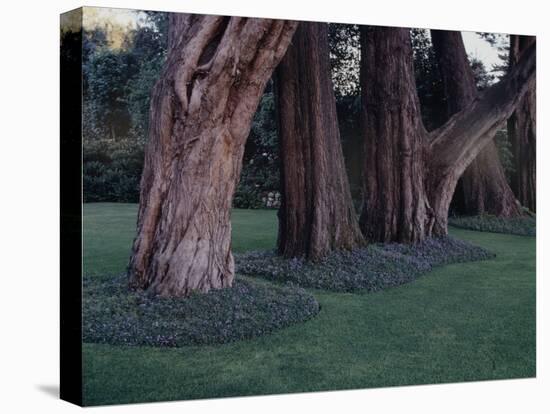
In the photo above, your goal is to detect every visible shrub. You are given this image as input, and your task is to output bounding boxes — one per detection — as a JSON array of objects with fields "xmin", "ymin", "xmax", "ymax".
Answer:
[{"xmin": 83, "ymin": 137, "xmax": 144, "ymax": 202}]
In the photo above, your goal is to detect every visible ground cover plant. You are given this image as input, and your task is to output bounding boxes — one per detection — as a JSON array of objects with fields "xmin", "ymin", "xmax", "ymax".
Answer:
[
  {"xmin": 449, "ymin": 214, "xmax": 536, "ymax": 236},
  {"xmin": 83, "ymin": 203, "xmax": 535, "ymax": 406},
  {"xmin": 236, "ymin": 237, "xmax": 494, "ymax": 292},
  {"xmin": 83, "ymin": 276, "xmax": 319, "ymax": 347}
]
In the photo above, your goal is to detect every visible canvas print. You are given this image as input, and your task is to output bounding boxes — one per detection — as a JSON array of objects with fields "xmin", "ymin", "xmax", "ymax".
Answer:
[{"xmin": 60, "ymin": 6, "xmax": 536, "ymax": 406}]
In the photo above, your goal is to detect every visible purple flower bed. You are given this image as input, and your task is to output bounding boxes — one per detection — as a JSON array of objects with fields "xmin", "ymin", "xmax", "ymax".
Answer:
[
  {"xmin": 235, "ymin": 236, "xmax": 495, "ymax": 292},
  {"xmin": 83, "ymin": 277, "xmax": 319, "ymax": 347}
]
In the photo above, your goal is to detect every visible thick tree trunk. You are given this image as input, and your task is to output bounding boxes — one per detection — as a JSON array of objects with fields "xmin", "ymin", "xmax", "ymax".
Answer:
[
  {"xmin": 276, "ymin": 22, "xmax": 364, "ymax": 259},
  {"xmin": 359, "ymin": 26, "xmax": 535, "ymax": 243},
  {"xmin": 508, "ymin": 35, "xmax": 536, "ymax": 212},
  {"xmin": 128, "ymin": 14, "xmax": 297, "ymax": 296},
  {"xmin": 359, "ymin": 27, "xmax": 430, "ymax": 243},
  {"xmin": 431, "ymin": 30, "xmax": 521, "ymax": 217}
]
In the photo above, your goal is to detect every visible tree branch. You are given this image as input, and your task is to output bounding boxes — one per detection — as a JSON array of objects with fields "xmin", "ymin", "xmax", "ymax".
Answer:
[{"xmin": 429, "ymin": 41, "xmax": 536, "ymax": 176}]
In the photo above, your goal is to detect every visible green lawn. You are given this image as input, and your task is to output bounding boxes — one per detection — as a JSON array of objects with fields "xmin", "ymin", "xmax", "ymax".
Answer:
[
  {"xmin": 82, "ymin": 202, "xmax": 536, "ymax": 406},
  {"xmin": 83, "ymin": 203, "xmax": 278, "ymax": 277}
]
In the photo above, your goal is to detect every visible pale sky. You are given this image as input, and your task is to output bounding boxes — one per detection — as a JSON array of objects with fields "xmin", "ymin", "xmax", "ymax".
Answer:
[{"xmin": 462, "ymin": 30, "xmax": 505, "ymax": 71}]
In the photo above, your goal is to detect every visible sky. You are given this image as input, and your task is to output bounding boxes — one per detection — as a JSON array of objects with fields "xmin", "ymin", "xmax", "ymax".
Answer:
[{"xmin": 462, "ymin": 30, "xmax": 505, "ymax": 71}]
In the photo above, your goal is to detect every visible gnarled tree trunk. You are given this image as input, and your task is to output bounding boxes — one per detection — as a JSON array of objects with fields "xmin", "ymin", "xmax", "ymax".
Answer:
[
  {"xmin": 359, "ymin": 26, "xmax": 536, "ymax": 243},
  {"xmin": 431, "ymin": 29, "xmax": 521, "ymax": 217},
  {"xmin": 128, "ymin": 14, "xmax": 297, "ymax": 296},
  {"xmin": 431, "ymin": 30, "xmax": 521, "ymax": 217},
  {"xmin": 276, "ymin": 22, "xmax": 364, "ymax": 259},
  {"xmin": 508, "ymin": 35, "xmax": 536, "ymax": 212}
]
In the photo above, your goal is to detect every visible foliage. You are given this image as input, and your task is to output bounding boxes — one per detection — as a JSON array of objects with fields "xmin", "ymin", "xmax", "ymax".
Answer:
[
  {"xmin": 84, "ymin": 49, "xmax": 136, "ymax": 139},
  {"xmin": 449, "ymin": 214, "xmax": 536, "ymax": 236},
  {"xmin": 234, "ymin": 86, "xmax": 280, "ymax": 208},
  {"xmin": 83, "ymin": 138, "xmax": 144, "ymax": 202},
  {"xmin": 83, "ymin": 276, "xmax": 319, "ymax": 347},
  {"xmin": 236, "ymin": 236, "xmax": 494, "ymax": 292},
  {"xmin": 494, "ymin": 128, "xmax": 515, "ymax": 181},
  {"xmin": 470, "ymin": 57, "xmax": 496, "ymax": 89},
  {"xmin": 82, "ymin": 12, "xmax": 167, "ymax": 202},
  {"xmin": 477, "ymin": 32, "xmax": 510, "ymax": 78},
  {"xmin": 411, "ymin": 29, "xmax": 446, "ymax": 131},
  {"xmin": 123, "ymin": 11, "xmax": 168, "ymax": 137},
  {"xmin": 328, "ymin": 23, "xmax": 360, "ymax": 97}
]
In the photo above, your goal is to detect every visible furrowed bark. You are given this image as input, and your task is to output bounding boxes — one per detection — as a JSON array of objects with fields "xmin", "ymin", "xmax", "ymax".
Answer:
[
  {"xmin": 431, "ymin": 29, "xmax": 521, "ymax": 217},
  {"xmin": 276, "ymin": 22, "xmax": 364, "ymax": 259},
  {"xmin": 128, "ymin": 14, "xmax": 297, "ymax": 296},
  {"xmin": 508, "ymin": 35, "xmax": 536, "ymax": 212},
  {"xmin": 359, "ymin": 26, "xmax": 535, "ymax": 243},
  {"xmin": 359, "ymin": 27, "xmax": 430, "ymax": 243}
]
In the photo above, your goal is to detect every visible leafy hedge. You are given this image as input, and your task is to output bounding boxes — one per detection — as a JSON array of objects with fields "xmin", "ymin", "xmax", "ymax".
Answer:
[
  {"xmin": 236, "ymin": 236, "xmax": 495, "ymax": 292},
  {"xmin": 449, "ymin": 214, "xmax": 536, "ymax": 237},
  {"xmin": 83, "ymin": 138, "xmax": 144, "ymax": 203},
  {"xmin": 83, "ymin": 277, "xmax": 319, "ymax": 347}
]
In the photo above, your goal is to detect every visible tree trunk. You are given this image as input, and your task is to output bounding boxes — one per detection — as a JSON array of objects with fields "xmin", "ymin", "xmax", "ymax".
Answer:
[
  {"xmin": 508, "ymin": 35, "xmax": 536, "ymax": 212},
  {"xmin": 359, "ymin": 27, "xmax": 430, "ymax": 243},
  {"xmin": 128, "ymin": 14, "xmax": 297, "ymax": 296},
  {"xmin": 359, "ymin": 26, "xmax": 535, "ymax": 243},
  {"xmin": 431, "ymin": 29, "xmax": 521, "ymax": 217},
  {"xmin": 276, "ymin": 22, "xmax": 364, "ymax": 260}
]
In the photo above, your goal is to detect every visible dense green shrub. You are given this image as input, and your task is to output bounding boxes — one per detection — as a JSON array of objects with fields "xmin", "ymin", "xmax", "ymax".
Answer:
[
  {"xmin": 83, "ymin": 277, "xmax": 319, "ymax": 347},
  {"xmin": 83, "ymin": 138, "xmax": 144, "ymax": 202},
  {"xmin": 449, "ymin": 214, "xmax": 536, "ymax": 236},
  {"xmin": 236, "ymin": 236, "xmax": 495, "ymax": 292}
]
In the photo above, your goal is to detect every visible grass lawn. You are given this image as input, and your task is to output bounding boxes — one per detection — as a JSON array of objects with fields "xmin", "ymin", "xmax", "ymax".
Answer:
[{"xmin": 82, "ymin": 203, "xmax": 536, "ymax": 406}]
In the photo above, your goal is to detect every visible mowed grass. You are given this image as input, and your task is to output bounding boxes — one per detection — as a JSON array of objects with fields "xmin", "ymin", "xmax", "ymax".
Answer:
[
  {"xmin": 83, "ymin": 202, "xmax": 536, "ymax": 406},
  {"xmin": 83, "ymin": 203, "xmax": 278, "ymax": 277}
]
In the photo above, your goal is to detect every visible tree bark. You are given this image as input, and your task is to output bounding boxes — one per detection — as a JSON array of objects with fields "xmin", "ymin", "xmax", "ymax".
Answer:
[
  {"xmin": 359, "ymin": 27, "xmax": 430, "ymax": 243},
  {"xmin": 431, "ymin": 29, "xmax": 522, "ymax": 217},
  {"xmin": 128, "ymin": 14, "xmax": 297, "ymax": 296},
  {"xmin": 359, "ymin": 26, "xmax": 535, "ymax": 243},
  {"xmin": 508, "ymin": 35, "xmax": 536, "ymax": 212},
  {"xmin": 276, "ymin": 22, "xmax": 364, "ymax": 260}
]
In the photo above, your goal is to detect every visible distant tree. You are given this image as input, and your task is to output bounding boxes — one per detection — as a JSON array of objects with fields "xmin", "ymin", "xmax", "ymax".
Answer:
[
  {"xmin": 125, "ymin": 11, "xmax": 168, "ymax": 137},
  {"xmin": 469, "ymin": 57, "xmax": 496, "ymax": 89},
  {"xmin": 84, "ymin": 49, "xmax": 136, "ymax": 140},
  {"xmin": 82, "ymin": 13, "xmax": 168, "ymax": 202}
]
